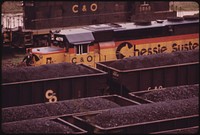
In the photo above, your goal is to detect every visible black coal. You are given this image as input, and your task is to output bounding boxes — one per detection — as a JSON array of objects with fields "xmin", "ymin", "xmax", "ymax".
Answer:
[
  {"xmin": 2, "ymin": 63, "xmax": 97, "ymax": 83},
  {"xmin": 109, "ymin": 49, "xmax": 199, "ymax": 70},
  {"xmin": 86, "ymin": 97, "xmax": 198, "ymax": 128},
  {"xmin": 2, "ymin": 118, "xmax": 76, "ymax": 134},
  {"xmin": 139, "ymin": 84, "xmax": 199, "ymax": 102},
  {"xmin": 2, "ymin": 97, "xmax": 120, "ymax": 123}
]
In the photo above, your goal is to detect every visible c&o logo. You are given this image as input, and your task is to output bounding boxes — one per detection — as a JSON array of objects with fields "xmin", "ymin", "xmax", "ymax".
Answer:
[{"xmin": 45, "ymin": 89, "xmax": 58, "ymax": 103}]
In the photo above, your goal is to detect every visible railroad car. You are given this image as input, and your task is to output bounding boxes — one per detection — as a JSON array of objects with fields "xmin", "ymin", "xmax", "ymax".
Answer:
[
  {"xmin": 2, "ymin": 64, "xmax": 108, "ymax": 108},
  {"xmin": 2, "ymin": 27, "xmax": 52, "ymax": 48},
  {"xmin": 3, "ymin": 1, "xmax": 177, "ymax": 48},
  {"xmin": 23, "ymin": 1, "xmax": 175, "ymax": 29},
  {"xmin": 29, "ymin": 16, "xmax": 199, "ymax": 67},
  {"xmin": 2, "ymin": 27, "xmax": 33, "ymax": 48}
]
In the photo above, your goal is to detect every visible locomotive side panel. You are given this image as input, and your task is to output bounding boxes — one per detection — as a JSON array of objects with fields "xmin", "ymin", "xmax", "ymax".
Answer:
[
  {"xmin": 24, "ymin": 1, "xmax": 132, "ymax": 29},
  {"xmin": 115, "ymin": 33, "xmax": 199, "ymax": 57}
]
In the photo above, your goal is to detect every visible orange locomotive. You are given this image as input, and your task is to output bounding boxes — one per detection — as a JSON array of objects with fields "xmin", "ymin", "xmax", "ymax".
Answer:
[{"xmin": 29, "ymin": 17, "xmax": 199, "ymax": 67}]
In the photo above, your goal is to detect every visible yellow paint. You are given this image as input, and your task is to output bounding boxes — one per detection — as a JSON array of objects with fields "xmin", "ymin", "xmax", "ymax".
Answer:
[
  {"xmin": 33, "ymin": 52, "xmax": 65, "ymax": 66},
  {"xmin": 129, "ymin": 38, "xmax": 199, "ymax": 56},
  {"xmin": 32, "ymin": 37, "xmax": 199, "ymax": 67}
]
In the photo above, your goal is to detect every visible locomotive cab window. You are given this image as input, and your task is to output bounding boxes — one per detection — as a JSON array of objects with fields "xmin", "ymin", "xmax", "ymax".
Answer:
[
  {"xmin": 75, "ymin": 44, "xmax": 89, "ymax": 54},
  {"xmin": 53, "ymin": 35, "xmax": 67, "ymax": 48}
]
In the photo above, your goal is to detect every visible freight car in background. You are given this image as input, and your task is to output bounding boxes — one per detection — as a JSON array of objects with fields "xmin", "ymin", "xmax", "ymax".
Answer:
[
  {"xmin": 3, "ymin": 1, "xmax": 177, "ymax": 49},
  {"xmin": 2, "ymin": 27, "xmax": 53, "ymax": 48},
  {"xmin": 23, "ymin": 1, "xmax": 176, "ymax": 29},
  {"xmin": 2, "ymin": 27, "xmax": 33, "ymax": 48},
  {"xmin": 29, "ymin": 16, "xmax": 199, "ymax": 67}
]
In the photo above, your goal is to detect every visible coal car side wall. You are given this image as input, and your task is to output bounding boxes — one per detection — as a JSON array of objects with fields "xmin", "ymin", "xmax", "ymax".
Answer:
[
  {"xmin": 2, "ymin": 65, "xmax": 108, "ymax": 108},
  {"xmin": 96, "ymin": 62, "xmax": 199, "ymax": 96}
]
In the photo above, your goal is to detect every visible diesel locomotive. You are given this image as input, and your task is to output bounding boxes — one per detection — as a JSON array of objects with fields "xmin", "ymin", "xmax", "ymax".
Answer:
[
  {"xmin": 28, "ymin": 16, "xmax": 199, "ymax": 67},
  {"xmin": 3, "ymin": 1, "xmax": 177, "ymax": 48}
]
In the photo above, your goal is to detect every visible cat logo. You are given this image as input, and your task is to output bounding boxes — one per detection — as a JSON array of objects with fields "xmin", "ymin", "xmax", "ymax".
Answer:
[
  {"xmin": 45, "ymin": 89, "xmax": 58, "ymax": 103},
  {"xmin": 116, "ymin": 42, "xmax": 133, "ymax": 59}
]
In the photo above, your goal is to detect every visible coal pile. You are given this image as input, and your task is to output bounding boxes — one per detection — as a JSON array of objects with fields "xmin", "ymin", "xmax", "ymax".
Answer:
[
  {"xmin": 2, "ymin": 63, "xmax": 97, "ymax": 83},
  {"xmin": 86, "ymin": 97, "xmax": 198, "ymax": 128},
  {"xmin": 2, "ymin": 118, "xmax": 76, "ymax": 134},
  {"xmin": 139, "ymin": 84, "xmax": 199, "ymax": 102},
  {"xmin": 2, "ymin": 97, "xmax": 120, "ymax": 123},
  {"xmin": 109, "ymin": 49, "xmax": 199, "ymax": 70}
]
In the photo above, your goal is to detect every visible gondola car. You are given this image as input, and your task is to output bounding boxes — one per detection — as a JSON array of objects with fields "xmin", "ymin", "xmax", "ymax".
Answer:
[{"xmin": 29, "ymin": 16, "xmax": 199, "ymax": 67}]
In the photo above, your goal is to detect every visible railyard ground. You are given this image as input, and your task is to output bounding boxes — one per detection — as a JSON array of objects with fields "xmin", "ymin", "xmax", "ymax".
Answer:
[{"xmin": 2, "ymin": 48, "xmax": 27, "ymax": 70}]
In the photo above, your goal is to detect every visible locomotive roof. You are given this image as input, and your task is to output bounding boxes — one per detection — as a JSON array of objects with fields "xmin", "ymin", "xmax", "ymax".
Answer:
[
  {"xmin": 84, "ymin": 19, "xmax": 199, "ymax": 32},
  {"xmin": 55, "ymin": 18, "xmax": 198, "ymax": 44},
  {"xmin": 55, "ymin": 18, "xmax": 198, "ymax": 34},
  {"xmin": 56, "ymin": 28, "xmax": 95, "ymax": 45}
]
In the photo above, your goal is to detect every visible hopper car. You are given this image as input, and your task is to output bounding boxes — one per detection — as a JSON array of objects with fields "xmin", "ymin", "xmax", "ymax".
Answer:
[{"xmin": 2, "ymin": 59, "xmax": 199, "ymax": 107}]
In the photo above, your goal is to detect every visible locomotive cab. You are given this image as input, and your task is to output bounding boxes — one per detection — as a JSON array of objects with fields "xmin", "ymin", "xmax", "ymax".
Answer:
[
  {"xmin": 59, "ymin": 28, "xmax": 96, "ymax": 67},
  {"xmin": 32, "ymin": 28, "xmax": 98, "ymax": 67}
]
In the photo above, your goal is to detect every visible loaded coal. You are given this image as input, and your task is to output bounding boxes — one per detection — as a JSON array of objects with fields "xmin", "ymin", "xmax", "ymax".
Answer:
[
  {"xmin": 139, "ymin": 84, "xmax": 199, "ymax": 102},
  {"xmin": 86, "ymin": 97, "xmax": 198, "ymax": 128},
  {"xmin": 2, "ymin": 97, "xmax": 120, "ymax": 123},
  {"xmin": 2, "ymin": 63, "xmax": 96, "ymax": 83},
  {"xmin": 2, "ymin": 118, "xmax": 76, "ymax": 134},
  {"xmin": 109, "ymin": 49, "xmax": 199, "ymax": 70}
]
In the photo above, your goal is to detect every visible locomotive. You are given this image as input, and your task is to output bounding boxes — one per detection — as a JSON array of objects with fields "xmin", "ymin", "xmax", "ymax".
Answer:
[
  {"xmin": 29, "ymin": 16, "xmax": 199, "ymax": 67},
  {"xmin": 23, "ymin": 1, "xmax": 175, "ymax": 29},
  {"xmin": 3, "ymin": 1, "xmax": 177, "ymax": 49}
]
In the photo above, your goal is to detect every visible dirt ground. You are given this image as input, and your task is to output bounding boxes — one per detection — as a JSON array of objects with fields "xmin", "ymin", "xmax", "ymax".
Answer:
[{"xmin": 2, "ymin": 48, "xmax": 27, "ymax": 70}]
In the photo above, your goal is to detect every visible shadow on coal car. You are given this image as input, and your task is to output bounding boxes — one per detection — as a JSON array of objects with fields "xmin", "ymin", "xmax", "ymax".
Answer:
[
  {"xmin": 2, "ymin": 63, "xmax": 107, "ymax": 108},
  {"xmin": 96, "ymin": 49, "xmax": 199, "ymax": 97}
]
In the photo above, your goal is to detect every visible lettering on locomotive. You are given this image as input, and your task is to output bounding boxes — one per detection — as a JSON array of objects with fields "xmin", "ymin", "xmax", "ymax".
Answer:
[
  {"xmin": 172, "ymin": 42, "xmax": 199, "ymax": 52},
  {"xmin": 116, "ymin": 41, "xmax": 199, "ymax": 57},
  {"xmin": 133, "ymin": 44, "xmax": 167, "ymax": 56},
  {"xmin": 71, "ymin": 55, "xmax": 93, "ymax": 63}
]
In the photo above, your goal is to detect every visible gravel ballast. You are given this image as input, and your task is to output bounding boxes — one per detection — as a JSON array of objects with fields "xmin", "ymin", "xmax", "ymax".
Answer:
[
  {"xmin": 138, "ymin": 84, "xmax": 199, "ymax": 102},
  {"xmin": 108, "ymin": 49, "xmax": 199, "ymax": 70},
  {"xmin": 86, "ymin": 97, "xmax": 198, "ymax": 128},
  {"xmin": 2, "ymin": 97, "xmax": 121, "ymax": 123}
]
